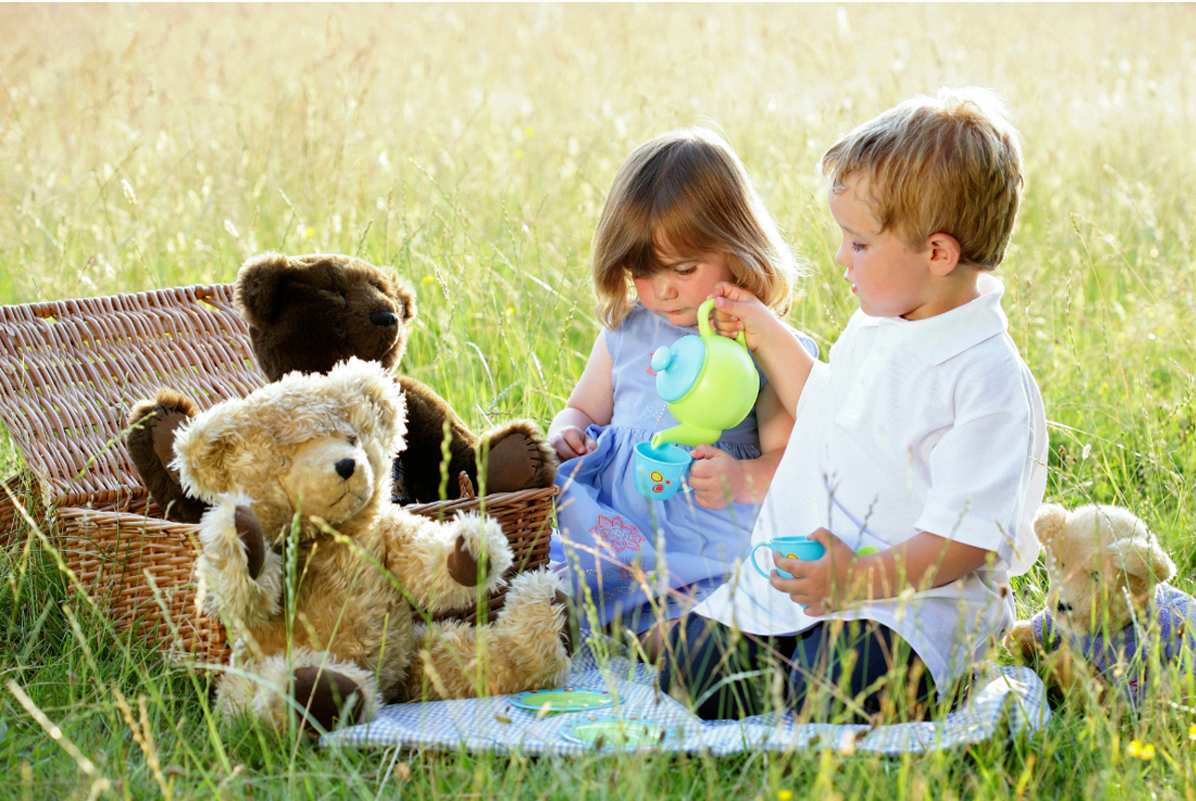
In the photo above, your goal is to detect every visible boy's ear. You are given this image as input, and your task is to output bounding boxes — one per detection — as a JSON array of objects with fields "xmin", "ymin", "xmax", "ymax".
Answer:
[{"xmin": 926, "ymin": 232, "xmax": 962, "ymax": 277}]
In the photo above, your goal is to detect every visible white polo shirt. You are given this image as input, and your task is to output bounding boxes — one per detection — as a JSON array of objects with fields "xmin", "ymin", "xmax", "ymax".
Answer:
[{"xmin": 694, "ymin": 274, "xmax": 1048, "ymax": 694}]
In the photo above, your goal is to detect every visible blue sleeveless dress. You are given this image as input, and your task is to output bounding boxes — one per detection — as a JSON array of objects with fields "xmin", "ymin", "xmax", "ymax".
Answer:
[{"xmin": 550, "ymin": 303, "xmax": 816, "ymax": 633}]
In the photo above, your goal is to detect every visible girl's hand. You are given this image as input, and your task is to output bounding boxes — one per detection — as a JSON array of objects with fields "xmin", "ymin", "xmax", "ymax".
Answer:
[
  {"xmin": 549, "ymin": 425, "xmax": 597, "ymax": 461},
  {"xmin": 768, "ymin": 528, "xmax": 869, "ymax": 616},
  {"xmin": 706, "ymin": 282, "xmax": 777, "ymax": 352},
  {"xmin": 687, "ymin": 444, "xmax": 744, "ymax": 510}
]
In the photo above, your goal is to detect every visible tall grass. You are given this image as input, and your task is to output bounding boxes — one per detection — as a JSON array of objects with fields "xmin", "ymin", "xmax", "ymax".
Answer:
[{"xmin": 1, "ymin": 3, "xmax": 1195, "ymax": 798}]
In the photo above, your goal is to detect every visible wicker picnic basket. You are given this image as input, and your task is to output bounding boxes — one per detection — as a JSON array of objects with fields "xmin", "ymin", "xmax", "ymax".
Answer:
[{"xmin": 0, "ymin": 284, "xmax": 556, "ymax": 664}]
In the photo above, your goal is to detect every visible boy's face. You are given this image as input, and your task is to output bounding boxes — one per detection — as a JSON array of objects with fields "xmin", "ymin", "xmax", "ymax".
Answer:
[
  {"xmin": 828, "ymin": 176, "xmax": 941, "ymax": 321},
  {"xmin": 633, "ymin": 233, "xmax": 734, "ymax": 328}
]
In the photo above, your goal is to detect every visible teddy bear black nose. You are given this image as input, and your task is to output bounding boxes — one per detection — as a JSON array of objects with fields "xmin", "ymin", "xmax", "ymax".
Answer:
[
  {"xmin": 335, "ymin": 458, "xmax": 356, "ymax": 479},
  {"xmin": 369, "ymin": 311, "xmax": 398, "ymax": 327},
  {"xmin": 1056, "ymin": 601, "xmax": 1073, "ymax": 614}
]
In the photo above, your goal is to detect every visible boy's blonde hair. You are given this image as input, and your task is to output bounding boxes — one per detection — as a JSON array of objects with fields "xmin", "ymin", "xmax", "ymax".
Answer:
[
  {"xmin": 821, "ymin": 86, "xmax": 1024, "ymax": 270},
  {"xmin": 591, "ymin": 127, "xmax": 801, "ymax": 329}
]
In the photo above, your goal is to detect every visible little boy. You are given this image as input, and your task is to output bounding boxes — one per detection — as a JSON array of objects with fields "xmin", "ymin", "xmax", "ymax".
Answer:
[{"xmin": 660, "ymin": 87, "xmax": 1049, "ymax": 721}]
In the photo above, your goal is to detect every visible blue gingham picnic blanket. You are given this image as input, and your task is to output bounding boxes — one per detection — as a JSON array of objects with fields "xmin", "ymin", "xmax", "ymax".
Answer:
[{"xmin": 321, "ymin": 638, "xmax": 1050, "ymax": 755}]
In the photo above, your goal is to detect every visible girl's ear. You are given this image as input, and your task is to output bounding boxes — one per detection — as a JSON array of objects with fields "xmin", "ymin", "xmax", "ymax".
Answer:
[{"xmin": 926, "ymin": 231, "xmax": 962, "ymax": 277}]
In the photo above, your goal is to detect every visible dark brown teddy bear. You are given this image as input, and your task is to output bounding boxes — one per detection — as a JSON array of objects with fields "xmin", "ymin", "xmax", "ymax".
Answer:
[{"xmin": 127, "ymin": 252, "xmax": 557, "ymax": 523}]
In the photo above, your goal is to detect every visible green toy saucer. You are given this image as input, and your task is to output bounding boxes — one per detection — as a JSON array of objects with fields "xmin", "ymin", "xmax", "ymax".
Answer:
[
  {"xmin": 559, "ymin": 715, "xmax": 681, "ymax": 749},
  {"xmin": 509, "ymin": 688, "xmax": 618, "ymax": 714}
]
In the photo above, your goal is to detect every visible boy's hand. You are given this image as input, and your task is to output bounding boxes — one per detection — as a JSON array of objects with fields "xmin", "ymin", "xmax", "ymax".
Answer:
[
  {"xmin": 707, "ymin": 282, "xmax": 779, "ymax": 352},
  {"xmin": 687, "ymin": 444, "xmax": 744, "ymax": 510},
  {"xmin": 769, "ymin": 528, "xmax": 871, "ymax": 616},
  {"xmin": 549, "ymin": 425, "xmax": 597, "ymax": 461}
]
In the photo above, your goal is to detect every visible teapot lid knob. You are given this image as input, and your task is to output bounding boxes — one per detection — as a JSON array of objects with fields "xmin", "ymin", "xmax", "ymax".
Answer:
[
  {"xmin": 653, "ymin": 337, "xmax": 706, "ymax": 402},
  {"xmin": 651, "ymin": 346, "xmax": 673, "ymax": 373}
]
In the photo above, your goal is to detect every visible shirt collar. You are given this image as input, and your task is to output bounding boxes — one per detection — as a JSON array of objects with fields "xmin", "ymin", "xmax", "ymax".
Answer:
[{"xmin": 856, "ymin": 274, "xmax": 1009, "ymax": 366}]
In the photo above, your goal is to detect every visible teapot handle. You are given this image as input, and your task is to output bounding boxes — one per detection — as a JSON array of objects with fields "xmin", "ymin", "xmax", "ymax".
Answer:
[{"xmin": 698, "ymin": 298, "xmax": 748, "ymax": 349}]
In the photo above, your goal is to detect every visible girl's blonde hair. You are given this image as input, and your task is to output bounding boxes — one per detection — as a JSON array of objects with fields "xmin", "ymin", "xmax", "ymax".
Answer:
[{"xmin": 591, "ymin": 127, "xmax": 802, "ymax": 330}]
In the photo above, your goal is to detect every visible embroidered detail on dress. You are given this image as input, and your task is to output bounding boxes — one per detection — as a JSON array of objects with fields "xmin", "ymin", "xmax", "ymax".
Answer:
[{"xmin": 589, "ymin": 515, "xmax": 647, "ymax": 554}]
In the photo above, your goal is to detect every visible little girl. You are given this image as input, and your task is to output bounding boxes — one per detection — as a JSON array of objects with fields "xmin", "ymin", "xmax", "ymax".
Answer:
[{"xmin": 548, "ymin": 127, "xmax": 816, "ymax": 646}]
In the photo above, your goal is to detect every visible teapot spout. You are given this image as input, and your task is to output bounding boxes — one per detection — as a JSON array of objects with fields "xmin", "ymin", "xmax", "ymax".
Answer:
[{"xmin": 651, "ymin": 423, "xmax": 721, "ymax": 449}]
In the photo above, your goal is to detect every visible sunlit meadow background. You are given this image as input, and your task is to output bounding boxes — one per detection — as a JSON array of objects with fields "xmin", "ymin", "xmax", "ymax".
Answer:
[{"xmin": 1, "ymin": 3, "xmax": 1195, "ymax": 799}]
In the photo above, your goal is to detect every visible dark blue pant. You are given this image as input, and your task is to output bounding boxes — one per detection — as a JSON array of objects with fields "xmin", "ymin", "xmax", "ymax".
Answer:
[{"xmin": 658, "ymin": 614, "xmax": 936, "ymax": 721}]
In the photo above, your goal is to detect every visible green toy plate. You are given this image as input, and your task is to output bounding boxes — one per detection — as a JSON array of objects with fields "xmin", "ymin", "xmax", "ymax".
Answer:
[
  {"xmin": 509, "ymin": 688, "xmax": 617, "ymax": 714},
  {"xmin": 559, "ymin": 715, "xmax": 681, "ymax": 749}
]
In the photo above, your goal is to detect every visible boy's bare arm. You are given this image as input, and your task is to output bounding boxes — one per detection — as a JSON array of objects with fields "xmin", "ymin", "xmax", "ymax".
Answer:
[
  {"xmin": 708, "ymin": 283, "xmax": 815, "ymax": 415},
  {"xmin": 734, "ymin": 383, "xmax": 792, "ymax": 504},
  {"xmin": 771, "ymin": 529, "xmax": 991, "ymax": 616}
]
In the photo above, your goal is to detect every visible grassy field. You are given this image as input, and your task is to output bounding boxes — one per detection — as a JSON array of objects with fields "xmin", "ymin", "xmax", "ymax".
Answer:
[{"xmin": 2, "ymin": 3, "xmax": 1196, "ymax": 798}]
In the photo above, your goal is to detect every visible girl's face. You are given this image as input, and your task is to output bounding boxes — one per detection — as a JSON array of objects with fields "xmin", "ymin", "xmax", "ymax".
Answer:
[{"xmin": 633, "ymin": 234, "xmax": 735, "ymax": 328}]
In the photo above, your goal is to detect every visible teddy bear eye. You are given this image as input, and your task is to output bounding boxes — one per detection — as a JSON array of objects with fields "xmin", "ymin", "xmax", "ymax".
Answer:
[
  {"xmin": 348, "ymin": 436, "xmax": 358, "ymax": 447},
  {"xmin": 1090, "ymin": 572, "xmax": 1101, "ymax": 583}
]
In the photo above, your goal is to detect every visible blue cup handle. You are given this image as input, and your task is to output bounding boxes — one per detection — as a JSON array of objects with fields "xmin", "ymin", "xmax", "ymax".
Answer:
[
  {"xmin": 750, "ymin": 543, "xmax": 774, "ymax": 579},
  {"xmin": 746, "ymin": 545, "xmax": 794, "ymax": 578}
]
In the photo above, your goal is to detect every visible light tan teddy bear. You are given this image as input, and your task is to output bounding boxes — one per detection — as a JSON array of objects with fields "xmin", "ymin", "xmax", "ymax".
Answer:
[
  {"xmin": 174, "ymin": 357, "xmax": 572, "ymax": 731},
  {"xmin": 1008, "ymin": 504, "xmax": 1194, "ymax": 701}
]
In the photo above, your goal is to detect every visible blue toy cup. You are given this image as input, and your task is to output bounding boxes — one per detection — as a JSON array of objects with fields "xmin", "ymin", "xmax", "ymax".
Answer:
[
  {"xmin": 750, "ymin": 536, "xmax": 826, "ymax": 580},
  {"xmin": 633, "ymin": 441, "xmax": 693, "ymax": 501}
]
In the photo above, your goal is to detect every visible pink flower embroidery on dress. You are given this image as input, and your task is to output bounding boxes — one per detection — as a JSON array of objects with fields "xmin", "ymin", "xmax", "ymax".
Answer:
[{"xmin": 590, "ymin": 515, "xmax": 646, "ymax": 554}]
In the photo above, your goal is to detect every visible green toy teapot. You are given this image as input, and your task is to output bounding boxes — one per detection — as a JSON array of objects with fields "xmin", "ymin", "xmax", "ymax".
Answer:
[{"xmin": 649, "ymin": 298, "xmax": 759, "ymax": 449}]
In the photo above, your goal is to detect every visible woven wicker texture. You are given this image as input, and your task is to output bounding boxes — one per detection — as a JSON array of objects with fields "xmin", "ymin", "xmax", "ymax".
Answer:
[{"xmin": 0, "ymin": 285, "xmax": 555, "ymax": 663}]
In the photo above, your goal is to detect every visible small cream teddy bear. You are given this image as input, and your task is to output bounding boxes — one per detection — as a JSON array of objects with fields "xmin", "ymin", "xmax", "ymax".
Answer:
[{"xmin": 1008, "ymin": 503, "xmax": 1194, "ymax": 701}]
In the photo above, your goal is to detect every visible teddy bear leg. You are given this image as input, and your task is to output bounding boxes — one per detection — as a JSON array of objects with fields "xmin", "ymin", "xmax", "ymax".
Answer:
[
  {"xmin": 482, "ymin": 569, "xmax": 575, "ymax": 694},
  {"xmin": 216, "ymin": 649, "xmax": 380, "ymax": 733},
  {"xmin": 405, "ymin": 570, "xmax": 573, "ymax": 700},
  {"xmin": 126, "ymin": 389, "xmax": 209, "ymax": 523},
  {"xmin": 477, "ymin": 420, "xmax": 559, "ymax": 494}
]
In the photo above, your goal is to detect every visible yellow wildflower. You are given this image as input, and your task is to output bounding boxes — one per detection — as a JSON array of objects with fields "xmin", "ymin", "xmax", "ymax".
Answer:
[
  {"xmin": 1126, "ymin": 739, "xmax": 1156, "ymax": 760},
  {"xmin": 777, "ymin": 792, "xmax": 794, "ymax": 801}
]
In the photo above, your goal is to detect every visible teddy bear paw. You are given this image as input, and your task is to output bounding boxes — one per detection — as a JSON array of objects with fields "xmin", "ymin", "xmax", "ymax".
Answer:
[
  {"xmin": 126, "ymin": 389, "xmax": 208, "ymax": 523},
  {"xmin": 234, "ymin": 505, "xmax": 267, "ymax": 580},
  {"xmin": 552, "ymin": 588, "xmax": 578, "ymax": 656},
  {"xmin": 292, "ymin": 666, "xmax": 366, "ymax": 733},
  {"xmin": 481, "ymin": 422, "xmax": 559, "ymax": 493},
  {"xmin": 443, "ymin": 513, "xmax": 513, "ymax": 588}
]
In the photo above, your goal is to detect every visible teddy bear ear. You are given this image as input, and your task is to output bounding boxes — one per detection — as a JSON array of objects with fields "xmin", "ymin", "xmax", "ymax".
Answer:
[
  {"xmin": 1033, "ymin": 503, "xmax": 1069, "ymax": 547},
  {"xmin": 1110, "ymin": 533, "xmax": 1177, "ymax": 585},
  {"xmin": 234, "ymin": 252, "xmax": 292, "ymax": 327},
  {"xmin": 325, "ymin": 357, "xmax": 408, "ymax": 453},
  {"xmin": 171, "ymin": 409, "xmax": 240, "ymax": 503}
]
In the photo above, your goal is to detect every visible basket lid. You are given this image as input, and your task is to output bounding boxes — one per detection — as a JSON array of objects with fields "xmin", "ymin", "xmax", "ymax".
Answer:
[{"xmin": 0, "ymin": 284, "xmax": 267, "ymax": 509}]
